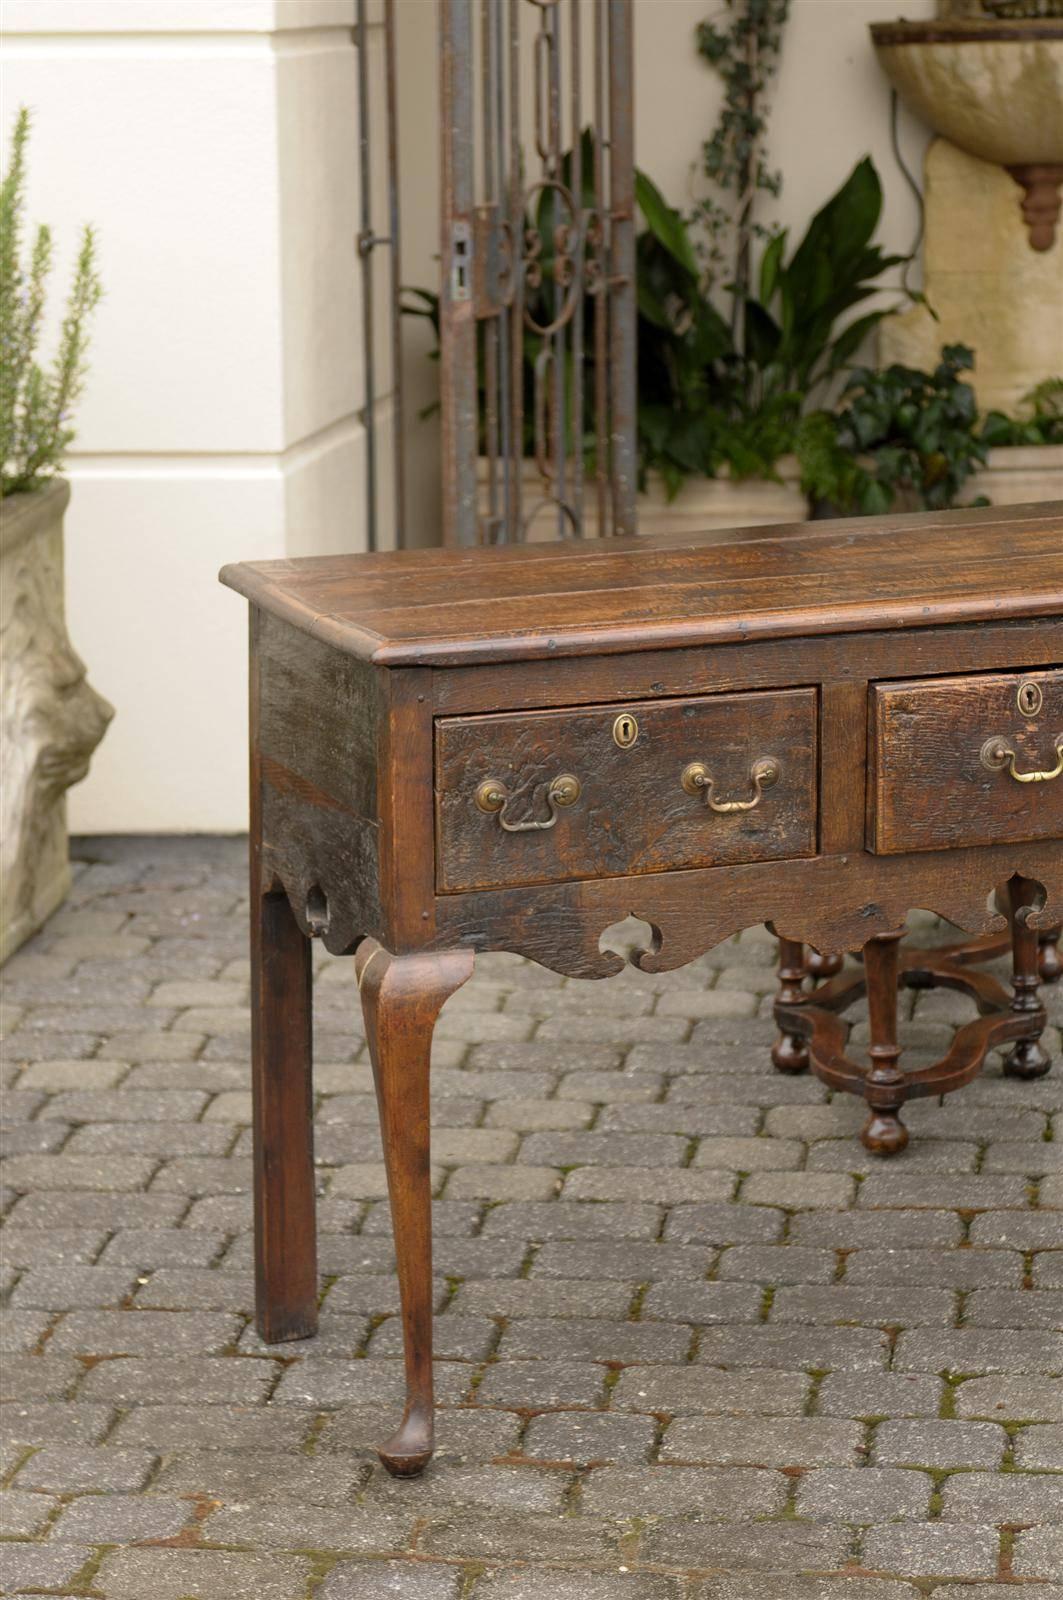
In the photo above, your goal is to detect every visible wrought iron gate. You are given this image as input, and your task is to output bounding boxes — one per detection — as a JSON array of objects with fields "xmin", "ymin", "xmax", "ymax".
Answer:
[{"xmin": 358, "ymin": 0, "xmax": 636, "ymax": 550}]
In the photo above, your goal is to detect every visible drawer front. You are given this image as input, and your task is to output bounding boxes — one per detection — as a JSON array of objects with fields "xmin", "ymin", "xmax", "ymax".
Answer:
[
  {"xmin": 435, "ymin": 689, "xmax": 818, "ymax": 892},
  {"xmin": 869, "ymin": 668, "xmax": 1063, "ymax": 855}
]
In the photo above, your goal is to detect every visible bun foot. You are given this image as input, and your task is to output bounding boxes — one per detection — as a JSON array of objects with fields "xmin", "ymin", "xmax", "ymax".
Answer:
[
  {"xmin": 805, "ymin": 949, "xmax": 844, "ymax": 980},
  {"xmin": 861, "ymin": 1110, "xmax": 909, "ymax": 1156},
  {"xmin": 378, "ymin": 1409, "xmax": 434, "ymax": 1478},
  {"xmin": 1039, "ymin": 936, "xmax": 1062, "ymax": 986},
  {"xmin": 1002, "ymin": 1037, "xmax": 1052, "ymax": 1081},
  {"xmin": 772, "ymin": 1032, "xmax": 809, "ymax": 1074}
]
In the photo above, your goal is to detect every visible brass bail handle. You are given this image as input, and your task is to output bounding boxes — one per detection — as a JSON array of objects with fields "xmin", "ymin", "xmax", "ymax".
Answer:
[
  {"xmin": 681, "ymin": 756, "xmax": 781, "ymax": 814},
  {"xmin": 475, "ymin": 773, "xmax": 582, "ymax": 832},
  {"xmin": 981, "ymin": 734, "xmax": 1063, "ymax": 785}
]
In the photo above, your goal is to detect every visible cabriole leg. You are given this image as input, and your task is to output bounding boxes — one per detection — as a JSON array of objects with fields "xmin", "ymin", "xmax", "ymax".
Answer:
[
  {"xmin": 356, "ymin": 940, "xmax": 475, "ymax": 1477},
  {"xmin": 251, "ymin": 885, "xmax": 317, "ymax": 1344},
  {"xmin": 861, "ymin": 931, "xmax": 909, "ymax": 1156},
  {"xmin": 772, "ymin": 937, "xmax": 810, "ymax": 1073},
  {"xmin": 1003, "ymin": 878, "xmax": 1052, "ymax": 1081}
]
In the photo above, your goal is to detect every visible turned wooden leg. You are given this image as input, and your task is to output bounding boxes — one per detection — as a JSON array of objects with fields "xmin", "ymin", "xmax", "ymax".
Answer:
[
  {"xmin": 861, "ymin": 931, "xmax": 909, "ymax": 1156},
  {"xmin": 251, "ymin": 884, "xmax": 317, "ymax": 1344},
  {"xmin": 772, "ymin": 937, "xmax": 810, "ymax": 1073},
  {"xmin": 1040, "ymin": 926, "xmax": 1062, "ymax": 985},
  {"xmin": 805, "ymin": 948, "xmax": 844, "ymax": 981},
  {"xmin": 356, "ymin": 940, "xmax": 475, "ymax": 1477},
  {"xmin": 1002, "ymin": 878, "xmax": 1052, "ymax": 1081}
]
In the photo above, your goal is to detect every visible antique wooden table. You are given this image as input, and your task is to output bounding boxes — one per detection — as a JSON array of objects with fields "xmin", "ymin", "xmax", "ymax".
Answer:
[{"xmin": 222, "ymin": 502, "xmax": 1063, "ymax": 1477}]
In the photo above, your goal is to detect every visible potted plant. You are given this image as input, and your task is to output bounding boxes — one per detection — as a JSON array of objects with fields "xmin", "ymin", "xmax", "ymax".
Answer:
[{"xmin": 1, "ymin": 108, "xmax": 111, "ymax": 963}]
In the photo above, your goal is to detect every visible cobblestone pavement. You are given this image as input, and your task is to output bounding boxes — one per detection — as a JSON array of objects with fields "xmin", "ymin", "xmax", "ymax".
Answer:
[{"xmin": 1, "ymin": 836, "xmax": 1061, "ymax": 1599}]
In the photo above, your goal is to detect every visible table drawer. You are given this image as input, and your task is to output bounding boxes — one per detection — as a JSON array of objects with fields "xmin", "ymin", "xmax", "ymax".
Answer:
[
  {"xmin": 435, "ymin": 689, "xmax": 818, "ymax": 892},
  {"xmin": 869, "ymin": 668, "xmax": 1063, "ymax": 855}
]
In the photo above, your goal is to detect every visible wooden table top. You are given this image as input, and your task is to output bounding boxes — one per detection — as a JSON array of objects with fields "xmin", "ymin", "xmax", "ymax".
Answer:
[{"xmin": 221, "ymin": 501, "xmax": 1063, "ymax": 667}]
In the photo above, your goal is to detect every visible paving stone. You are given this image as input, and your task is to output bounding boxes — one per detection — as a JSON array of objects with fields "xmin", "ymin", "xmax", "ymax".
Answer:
[
  {"xmin": 0, "ymin": 1310, "xmax": 51, "ymax": 1352},
  {"xmin": 663, "ymin": 1202, "xmax": 785, "ymax": 1245},
  {"xmin": 846, "ymin": 1249, "xmax": 1021, "ymax": 1288},
  {"xmin": 78, "ymin": 1354, "xmax": 276, "ymax": 1404},
  {"xmin": 500, "ymin": 1317, "xmax": 692, "ymax": 1364},
  {"xmin": 110, "ymin": 1402, "xmax": 310, "ymax": 1453},
  {"xmin": 558, "ymin": 1069, "xmax": 663, "ymax": 1102},
  {"xmin": 1014, "ymin": 1527, "xmax": 1063, "ymax": 1581},
  {"xmin": 371, "ymin": 1314, "xmax": 497, "ymax": 1362},
  {"xmin": 0, "ymin": 1356, "xmax": 82, "ymax": 1403},
  {"xmin": 639, "ymin": 1282, "xmax": 761, "ymax": 1325},
  {"xmin": 857, "ymin": 1175, "xmax": 1029, "ymax": 1209},
  {"xmin": 580, "ymin": 1464, "xmax": 787, "ymax": 1519},
  {"xmin": 815, "ymin": 1373, "xmax": 943, "ymax": 1419},
  {"xmin": 1, "ymin": 1401, "xmax": 115, "ymax": 1447},
  {"xmin": 1013, "ymin": 1422, "xmax": 1063, "ymax": 1469},
  {"xmin": 771, "ymin": 1285, "xmax": 957, "ymax": 1327},
  {"xmin": 941, "ymin": 1470, "xmax": 1063, "ymax": 1521},
  {"xmin": 367, "ymin": 1460, "xmax": 568, "ymax": 1513},
  {"xmin": 740, "ymin": 1172, "xmax": 855, "ymax": 1208},
  {"xmin": 484, "ymin": 1098, "xmax": 595, "ymax": 1130},
  {"xmin": 446, "ymin": 1165, "xmax": 562, "ymax": 1201},
  {"xmin": 238, "ymin": 1310, "xmax": 372, "ymax": 1356},
  {"xmin": 954, "ymin": 1376, "xmax": 1063, "ymax": 1421},
  {"xmin": 966, "ymin": 1289, "xmax": 1063, "ymax": 1328},
  {"xmin": 151, "ymin": 1155, "xmax": 253, "ymax": 1194},
  {"xmin": 662, "ymin": 1415, "xmax": 862, "ymax": 1467},
  {"xmin": 639, "ymin": 1518, "xmax": 851, "ymax": 1570},
  {"xmin": 200, "ymin": 1500, "xmax": 415, "ymax": 1550},
  {"xmin": 91, "ymin": 1549, "xmax": 314, "ymax": 1599},
  {"xmin": 7, "ymin": 1190, "xmax": 185, "ymax": 1229},
  {"xmin": 872, "ymin": 1418, "xmax": 1007, "ymax": 1469},
  {"xmin": 520, "ymin": 1131, "xmax": 688, "ymax": 1168},
  {"xmin": 1036, "ymin": 1252, "xmax": 1063, "ymax": 1288},
  {"xmin": 50, "ymin": 1491, "xmax": 192, "ymax": 1541},
  {"xmin": 321, "ymin": 1561, "xmax": 463, "ymax": 1599},
  {"xmin": 610, "ymin": 1365, "xmax": 810, "ymax": 1417},
  {"xmin": 97, "ymin": 1228, "xmax": 226, "ymax": 1267},
  {"xmin": 894, "ymin": 1329, "xmax": 1063, "ymax": 1375},
  {"xmin": 0, "ymin": 1489, "xmax": 58, "ymax": 1536},
  {"xmin": 0, "ymin": 1152, "xmax": 159, "ymax": 1191},
  {"xmin": 39, "ymin": 1088, "xmax": 208, "ymax": 1122},
  {"xmin": 598, "ymin": 1102, "xmax": 759, "ymax": 1136},
  {"xmin": 796, "ymin": 1467, "xmax": 931, "ymax": 1522},
  {"xmin": 479, "ymin": 1201, "xmax": 663, "ymax": 1242},
  {"xmin": 14, "ymin": 1443, "xmax": 156, "ymax": 1492},
  {"xmin": 10, "ymin": 1264, "xmax": 139, "ymax": 1309},
  {"xmin": 474, "ymin": 1361, "xmax": 608, "ymax": 1409},
  {"xmin": 716, "ymin": 1245, "xmax": 837, "ymax": 1283},
  {"xmin": 451, "ymin": 1278, "xmax": 633, "ymax": 1319},
  {"xmin": 67, "ymin": 1119, "xmax": 233, "ymax": 1156},
  {"xmin": 790, "ymin": 1210, "xmax": 964, "ymax": 1248},
  {"xmin": 470, "ymin": 1573, "xmax": 681, "ymax": 1600},
  {"xmin": 697, "ymin": 1582, "xmax": 919, "ymax": 1600},
  {"xmin": 0, "ymin": 1543, "xmax": 93, "ymax": 1593},
  {"xmin": 0, "ymin": 1119, "xmax": 69, "ymax": 1155},
  {"xmin": 155, "ymin": 1447, "xmax": 362, "ymax": 1504},
  {"xmin": 862, "ymin": 1523, "xmax": 1000, "ymax": 1578},
  {"xmin": 271, "ymin": 1358, "xmax": 469, "ymax": 1410},
  {"xmin": 17, "ymin": 1059, "xmax": 129, "ymax": 1091},
  {"xmin": 531, "ymin": 1240, "xmax": 712, "ymax": 1282},
  {"xmin": 696, "ymin": 1326, "xmax": 888, "ymax": 1371},
  {"xmin": 807, "ymin": 1139, "xmax": 979, "ymax": 1174},
  {"xmin": 0, "ymin": 1228, "xmax": 108, "ymax": 1268},
  {"xmin": 562, "ymin": 1167, "xmax": 735, "ymax": 1203},
  {"xmin": 49, "ymin": 1309, "xmax": 243, "ymax": 1355},
  {"xmin": 520, "ymin": 1410, "xmax": 657, "ymax": 1463}
]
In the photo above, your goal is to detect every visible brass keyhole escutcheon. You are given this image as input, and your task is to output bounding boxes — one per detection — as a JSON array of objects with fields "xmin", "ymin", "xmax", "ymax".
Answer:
[
  {"xmin": 1017, "ymin": 680, "xmax": 1043, "ymax": 718},
  {"xmin": 613, "ymin": 713, "xmax": 639, "ymax": 748}
]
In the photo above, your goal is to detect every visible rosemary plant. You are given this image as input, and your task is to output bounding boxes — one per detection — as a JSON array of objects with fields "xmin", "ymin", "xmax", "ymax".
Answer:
[{"xmin": 1, "ymin": 108, "xmax": 102, "ymax": 498}]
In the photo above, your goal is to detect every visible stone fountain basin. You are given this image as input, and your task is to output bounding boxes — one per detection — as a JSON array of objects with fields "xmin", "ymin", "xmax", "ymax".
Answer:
[{"xmin": 870, "ymin": 18, "xmax": 1063, "ymax": 167}]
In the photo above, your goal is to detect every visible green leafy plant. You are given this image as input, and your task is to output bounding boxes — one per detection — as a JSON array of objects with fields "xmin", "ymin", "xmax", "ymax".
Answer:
[
  {"xmin": 1, "ymin": 107, "xmax": 102, "ymax": 498},
  {"xmin": 981, "ymin": 378, "xmax": 1063, "ymax": 448},
  {"xmin": 692, "ymin": 0, "xmax": 791, "ymax": 333},
  {"xmin": 795, "ymin": 344, "xmax": 989, "ymax": 515},
  {"xmin": 636, "ymin": 156, "xmax": 909, "ymax": 495}
]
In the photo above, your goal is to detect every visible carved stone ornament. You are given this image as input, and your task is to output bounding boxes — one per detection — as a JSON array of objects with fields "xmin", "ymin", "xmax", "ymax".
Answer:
[{"xmin": 1, "ymin": 479, "xmax": 113, "ymax": 963}]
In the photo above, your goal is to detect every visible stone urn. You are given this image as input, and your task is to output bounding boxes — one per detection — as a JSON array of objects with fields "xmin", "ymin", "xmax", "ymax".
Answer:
[{"xmin": 0, "ymin": 480, "xmax": 113, "ymax": 963}]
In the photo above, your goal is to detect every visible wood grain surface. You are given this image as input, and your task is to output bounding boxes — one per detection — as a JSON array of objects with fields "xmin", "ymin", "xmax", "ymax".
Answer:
[
  {"xmin": 870, "ymin": 669, "xmax": 1063, "ymax": 853},
  {"xmin": 435, "ymin": 689, "xmax": 817, "ymax": 891}
]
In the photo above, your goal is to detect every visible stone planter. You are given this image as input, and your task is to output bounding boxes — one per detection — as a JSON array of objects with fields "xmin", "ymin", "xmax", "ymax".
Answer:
[
  {"xmin": 969, "ymin": 442, "xmax": 1063, "ymax": 504},
  {"xmin": 479, "ymin": 456, "xmax": 808, "ymax": 539},
  {"xmin": 0, "ymin": 480, "xmax": 113, "ymax": 963}
]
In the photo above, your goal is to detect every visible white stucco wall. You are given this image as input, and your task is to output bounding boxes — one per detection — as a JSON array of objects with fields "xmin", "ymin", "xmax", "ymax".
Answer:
[
  {"xmin": 2, "ymin": 0, "xmax": 369, "ymax": 833},
  {"xmin": 3, "ymin": 0, "xmax": 935, "ymax": 833}
]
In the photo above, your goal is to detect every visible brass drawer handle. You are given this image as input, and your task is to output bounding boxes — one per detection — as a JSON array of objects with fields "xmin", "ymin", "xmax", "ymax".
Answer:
[
  {"xmin": 681, "ymin": 757, "xmax": 781, "ymax": 813},
  {"xmin": 981, "ymin": 734, "xmax": 1063, "ymax": 784},
  {"xmin": 475, "ymin": 773, "xmax": 582, "ymax": 831}
]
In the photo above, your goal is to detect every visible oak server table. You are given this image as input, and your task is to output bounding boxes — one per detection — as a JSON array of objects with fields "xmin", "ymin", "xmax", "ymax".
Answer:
[{"xmin": 222, "ymin": 502, "xmax": 1063, "ymax": 1477}]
